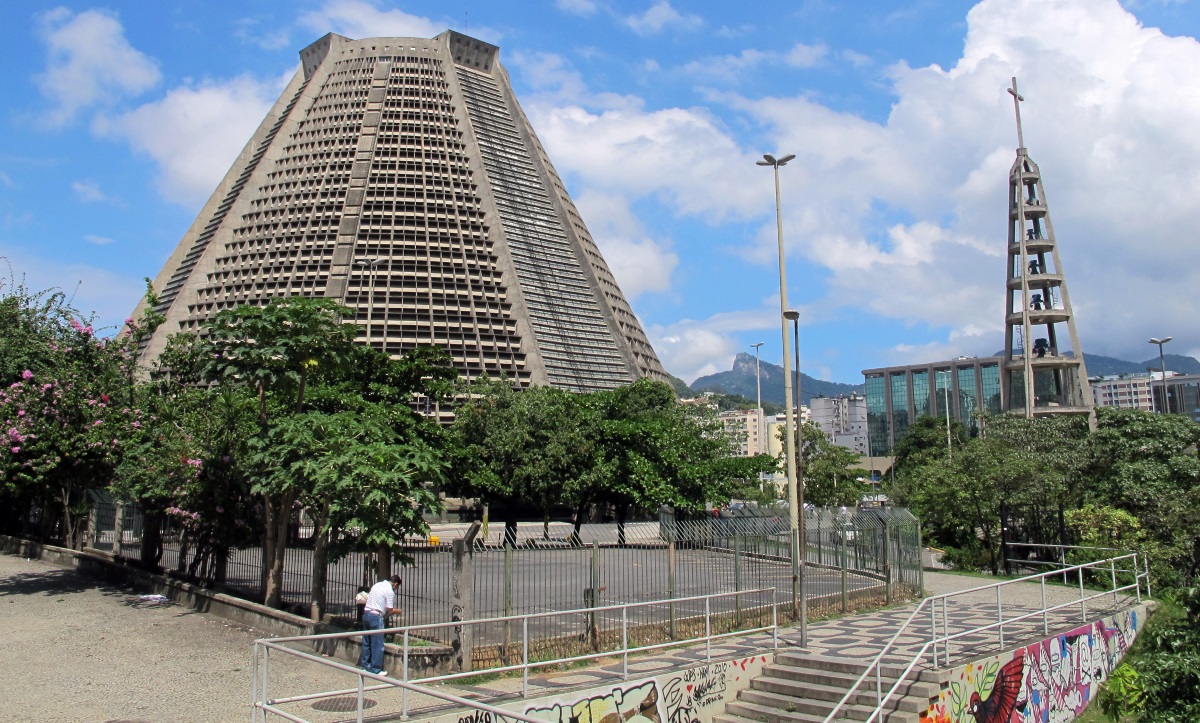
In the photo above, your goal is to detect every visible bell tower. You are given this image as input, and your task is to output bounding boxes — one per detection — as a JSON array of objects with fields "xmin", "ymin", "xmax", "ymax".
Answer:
[{"xmin": 1000, "ymin": 77, "xmax": 1096, "ymax": 428}]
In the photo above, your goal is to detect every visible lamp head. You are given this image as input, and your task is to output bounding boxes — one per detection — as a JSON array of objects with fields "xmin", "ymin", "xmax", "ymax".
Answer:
[
  {"xmin": 783, "ymin": 309, "xmax": 800, "ymax": 321},
  {"xmin": 1149, "ymin": 337, "xmax": 1173, "ymax": 345},
  {"xmin": 762, "ymin": 154, "xmax": 777, "ymax": 165}
]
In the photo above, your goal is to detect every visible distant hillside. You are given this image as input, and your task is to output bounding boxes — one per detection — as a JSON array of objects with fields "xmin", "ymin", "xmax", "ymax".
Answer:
[
  {"xmin": 689, "ymin": 352, "xmax": 863, "ymax": 406},
  {"xmin": 664, "ymin": 372, "xmax": 694, "ymax": 398},
  {"xmin": 995, "ymin": 352, "xmax": 1200, "ymax": 377}
]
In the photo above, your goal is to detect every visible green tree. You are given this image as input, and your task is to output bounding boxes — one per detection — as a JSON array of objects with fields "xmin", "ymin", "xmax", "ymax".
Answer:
[
  {"xmin": 449, "ymin": 379, "xmax": 594, "ymax": 546},
  {"xmin": 202, "ymin": 297, "xmax": 357, "ymax": 608},
  {"xmin": 583, "ymin": 379, "xmax": 774, "ymax": 545},
  {"xmin": 256, "ymin": 404, "xmax": 441, "ymax": 619},
  {"xmin": 787, "ymin": 422, "xmax": 868, "ymax": 507}
]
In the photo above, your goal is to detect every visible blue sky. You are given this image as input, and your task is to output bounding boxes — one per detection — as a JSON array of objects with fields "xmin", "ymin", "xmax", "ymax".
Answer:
[{"xmin": 2, "ymin": 0, "xmax": 1198, "ymax": 384}]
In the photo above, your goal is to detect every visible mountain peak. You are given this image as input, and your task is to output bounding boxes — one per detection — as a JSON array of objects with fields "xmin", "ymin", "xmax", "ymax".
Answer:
[{"xmin": 689, "ymin": 353, "xmax": 863, "ymax": 406}]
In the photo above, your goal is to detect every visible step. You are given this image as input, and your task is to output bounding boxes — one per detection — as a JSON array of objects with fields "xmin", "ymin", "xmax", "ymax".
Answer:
[
  {"xmin": 758, "ymin": 663, "xmax": 941, "ymax": 699},
  {"xmin": 773, "ymin": 651, "xmax": 945, "ymax": 684},
  {"xmin": 721, "ymin": 698, "xmax": 920, "ymax": 723},
  {"xmin": 736, "ymin": 689, "xmax": 915, "ymax": 721},
  {"xmin": 749, "ymin": 676, "xmax": 931, "ymax": 712}
]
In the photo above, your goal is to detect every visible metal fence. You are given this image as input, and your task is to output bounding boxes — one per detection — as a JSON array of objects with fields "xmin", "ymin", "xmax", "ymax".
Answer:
[{"xmin": 84, "ymin": 500, "xmax": 923, "ymax": 664}]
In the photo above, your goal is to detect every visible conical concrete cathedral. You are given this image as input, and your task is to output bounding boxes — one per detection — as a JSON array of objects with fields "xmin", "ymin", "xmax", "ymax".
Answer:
[
  {"xmin": 134, "ymin": 31, "xmax": 666, "ymax": 393},
  {"xmin": 1000, "ymin": 78, "xmax": 1095, "ymax": 425}
]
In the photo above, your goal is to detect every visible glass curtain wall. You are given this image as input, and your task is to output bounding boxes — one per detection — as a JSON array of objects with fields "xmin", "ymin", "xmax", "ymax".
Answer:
[
  {"xmin": 865, "ymin": 373, "xmax": 888, "ymax": 456},
  {"xmin": 957, "ymin": 366, "xmax": 979, "ymax": 432},
  {"xmin": 890, "ymin": 372, "xmax": 910, "ymax": 444}
]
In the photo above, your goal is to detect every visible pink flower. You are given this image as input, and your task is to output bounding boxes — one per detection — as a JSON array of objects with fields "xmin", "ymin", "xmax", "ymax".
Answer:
[
  {"xmin": 42, "ymin": 384, "xmax": 52, "ymax": 391},
  {"xmin": 16, "ymin": 410, "xmax": 24, "ymax": 417},
  {"xmin": 191, "ymin": 512, "xmax": 200, "ymax": 521},
  {"xmin": 10, "ymin": 447, "xmax": 18, "ymax": 454},
  {"xmin": 93, "ymin": 420, "xmax": 103, "ymax": 427},
  {"xmin": 21, "ymin": 370, "xmax": 33, "ymax": 380},
  {"xmin": 131, "ymin": 421, "xmax": 141, "ymax": 429},
  {"xmin": 215, "ymin": 506, "xmax": 225, "ymax": 514},
  {"xmin": 125, "ymin": 317, "xmax": 135, "ymax": 326}
]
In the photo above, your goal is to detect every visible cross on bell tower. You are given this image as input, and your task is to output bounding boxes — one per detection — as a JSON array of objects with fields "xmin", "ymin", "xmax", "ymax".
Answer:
[{"xmin": 1000, "ymin": 77, "xmax": 1097, "ymax": 428}]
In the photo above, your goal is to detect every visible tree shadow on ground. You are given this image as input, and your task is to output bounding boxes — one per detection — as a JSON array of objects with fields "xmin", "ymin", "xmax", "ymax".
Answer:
[{"xmin": 0, "ymin": 568, "xmax": 96, "ymax": 598}]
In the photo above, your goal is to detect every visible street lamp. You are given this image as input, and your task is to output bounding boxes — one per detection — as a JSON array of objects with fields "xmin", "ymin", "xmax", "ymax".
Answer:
[
  {"xmin": 354, "ymin": 258, "xmax": 387, "ymax": 347},
  {"xmin": 1149, "ymin": 336, "xmax": 1173, "ymax": 414},
  {"xmin": 757, "ymin": 152, "xmax": 803, "ymax": 636},
  {"xmin": 783, "ymin": 307, "xmax": 806, "ymax": 647},
  {"xmin": 751, "ymin": 342, "xmax": 765, "ymax": 456},
  {"xmin": 938, "ymin": 369, "xmax": 953, "ymax": 461}
]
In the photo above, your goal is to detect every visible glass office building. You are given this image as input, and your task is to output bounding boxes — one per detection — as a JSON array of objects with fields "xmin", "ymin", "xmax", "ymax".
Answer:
[{"xmin": 863, "ymin": 357, "xmax": 1004, "ymax": 456}]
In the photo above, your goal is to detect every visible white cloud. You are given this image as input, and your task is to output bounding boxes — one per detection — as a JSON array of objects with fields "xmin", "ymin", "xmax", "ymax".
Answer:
[
  {"xmin": 234, "ymin": 17, "xmax": 292, "ymax": 50},
  {"xmin": 785, "ymin": 43, "xmax": 829, "ymax": 68},
  {"xmin": 646, "ymin": 306, "xmax": 787, "ymax": 383},
  {"xmin": 297, "ymin": 0, "xmax": 500, "ymax": 44},
  {"xmin": 573, "ymin": 192, "xmax": 677, "ymax": 299},
  {"xmin": 72, "ymin": 179, "xmax": 109, "ymax": 203},
  {"xmin": 0, "ymin": 172, "xmax": 14, "ymax": 189},
  {"xmin": 0, "ymin": 244, "xmax": 143, "ymax": 332},
  {"xmin": 624, "ymin": 1, "xmax": 703, "ymax": 35},
  {"xmin": 526, "ymin": 99, "xmax": 764, "ymax": 223},
  {"xmin": 83, "ymin": 234, "xmax": 114, "ymax": 245},
  {"xmin": 34, "ymin": 8, "xmax": 160, "ymax": 126},
  {"xmin": 94, "ymin": 75, "xmax": 281, "ymax": 208},
  {"xmin": 713, "ymin": 0, "xmax": 1200, "ymax": 363},
  {"xmin": 555, "ymin": 0, "xmax": 600, "ymax": 16}
]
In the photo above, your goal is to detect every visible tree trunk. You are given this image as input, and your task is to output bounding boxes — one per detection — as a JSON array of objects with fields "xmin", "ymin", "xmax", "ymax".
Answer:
[
  {"xmin": 141, "ymin": 510, "xmax": 164, "ymax": 566},
  {"xmin": 263, "ymin": 490, "xmax": 297, "ymax": 609},
  {"xmin": 571, "ymin": 498, "xmax": 588, "ymax": 546},
  {"xmin": 504, "ymin": 509, "xmax": 518, "ymax": 549},
  {"xmin": 58, "ymin": 486, "xmax": 75, "ymax": 549},
  {"xmin": 310, "ymin": 503, "xmax": 330, "ymax": 622},
  {"xmin": 617, "ymin": 504, "xmax": 628, "ymax": 548},
  {"xmin": 375, "ymin": 545, "xmax": 392, "ymax": 580}
]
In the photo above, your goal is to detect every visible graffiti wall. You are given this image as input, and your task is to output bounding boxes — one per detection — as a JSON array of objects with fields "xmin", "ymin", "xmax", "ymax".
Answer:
[
  {"xmin": 921, "ymin": 605, "xmax": 1145, "ymax": 723},
  {"xmin": 422, "ymin": 655, "xmax": 771, "ymax": 723}
]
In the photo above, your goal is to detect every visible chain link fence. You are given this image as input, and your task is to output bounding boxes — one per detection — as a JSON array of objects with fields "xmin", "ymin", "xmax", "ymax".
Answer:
[{"xmin": 82, "ymin": 499, "xmax": 923, "ymax": 665}]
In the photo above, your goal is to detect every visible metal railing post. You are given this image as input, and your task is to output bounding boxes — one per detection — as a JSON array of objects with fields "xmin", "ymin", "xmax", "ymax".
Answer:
[
  {"xmin": 840, "ymin": 528, "xmax": 849, "ymax": 613},
  {"xmin": 1133, "ymin": 553, "xmax": 1142, "ymax": 603},
  {"xmin": 1144, "ymin": 555, "xmax": 1152, "ymax": 598},
  {"xmin": 1041, "ymin": 576, "xmax": 1049, "ymax": 635},
  {"xmin": 1060, "ymin": 547, "xmax": 1068, "ymax": 584},
  {"xmin": 522, "ymin": 617, "xmax": 530, "ymax": 698},
  {"xmin": 251, "ymin": 642, "xmax": 260, "ymax": 723},
  {"xmin": 772, "ymin": 592, "xmax": 779, "ymax": 650},
  {"xmin": 504, "ymin": 544, "xmax": 513, "ymax": 663},
  {"xmin": 930, "ymin": 603, "xmax": 938, "ymax": 666},
  {"xmin": 734, "ymin": 534, "xmax": 743, "ymax": 626},
  {"xmin": 402, "ymin": 630, "xmax": 410, "ymax": 719},
  {"xmin": 668, "ymin": 539, "xmax": 677, "ymax": 639},
  {"xmin": 622, "ymin": 605, "xmax": 629, "ymax": 680},
  {"xmin": 261, "ymin": 645, "xmax": 270, "ymax": 719},
  {"xmin": 996, "ymin": 586, "xmax": 1004, "ymax": 649},
  {"xmin": 941, "ymin": 597, "xmax": 950, "ymax": 666},
  {"xmin": 1078, "ymin": 566, "xmax": 1087, "ymax": 621},
  {"xmin": 705, "ymin": 597, "xmax": 711, "ymax": 661},
  {"xmin": 1110, "ymin": 558, "xmax": 1119, "ymax": 607},
  {"xmin": 357, "ymin": 672, "xmax": 365, "ymax": 723}
]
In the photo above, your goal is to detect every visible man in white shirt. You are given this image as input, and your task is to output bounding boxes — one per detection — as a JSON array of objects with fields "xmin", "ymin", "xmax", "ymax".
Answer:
[{"xmin": 359, "ymin": 574, "xmax": 401, "ymax": 675}]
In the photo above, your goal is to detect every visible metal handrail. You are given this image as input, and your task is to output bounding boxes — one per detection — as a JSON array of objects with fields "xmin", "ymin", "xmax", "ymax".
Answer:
[
  {"xmin": 253, "ymin": 587, "xmax": 779, "ymax": 722},
  {"xmin": 822, "ymin": 551, "xmax": 1149, "ymax": 723}
]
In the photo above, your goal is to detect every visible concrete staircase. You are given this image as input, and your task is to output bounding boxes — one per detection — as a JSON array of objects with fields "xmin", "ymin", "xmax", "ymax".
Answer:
[{"xmin": 714, "ymin": 651, "xmax": 945, "ymax": 723}]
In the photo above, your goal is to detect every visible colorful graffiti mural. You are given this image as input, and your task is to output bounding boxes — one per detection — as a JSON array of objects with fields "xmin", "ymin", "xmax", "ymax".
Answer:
[
  {"xmin": 921, "ymin": 606, "xmax": 1142, "ymax": 723},
  {"xmin": 423, "ymin": 656, "xmax": 770, "ymax": 723}
]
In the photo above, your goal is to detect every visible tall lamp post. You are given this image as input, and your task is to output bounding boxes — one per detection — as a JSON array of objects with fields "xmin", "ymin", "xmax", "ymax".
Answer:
[
  {"xmin": 756, "ymin": 152, "xmax": 802, "ymax": 634},
  {"xmin": 783, "ymin": 308, "xmax": 807, "ymax": 647},
  {"xmin": 751, "ymin": 342, "xmax": 765, "ymax": 457},
  {"xmin": 354, "ymin": 258, "xmax": 386, "ymax": 347},
  {"xmin": 1149, "ymin": 336, "xmax": 1173, "ymax": 414},
  {"xmin": 938, "ymin": 369, "xmax": 953, "ymax": 461}
]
